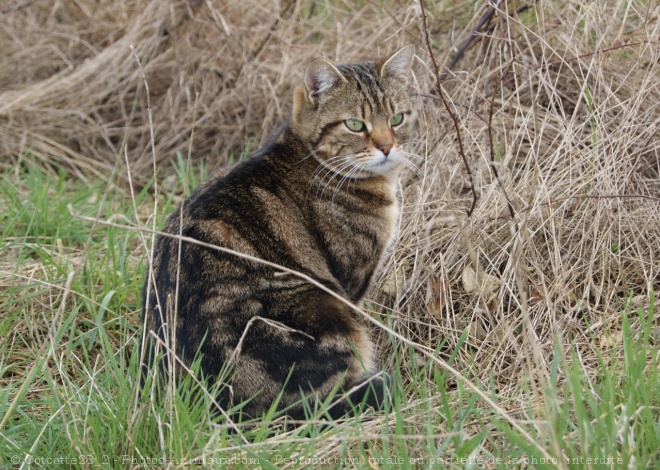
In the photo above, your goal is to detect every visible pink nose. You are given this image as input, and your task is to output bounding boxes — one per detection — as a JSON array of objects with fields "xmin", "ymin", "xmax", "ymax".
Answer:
[{"xmin": 376, "ymin": 142, "xmax": 393, "ymax": 156}]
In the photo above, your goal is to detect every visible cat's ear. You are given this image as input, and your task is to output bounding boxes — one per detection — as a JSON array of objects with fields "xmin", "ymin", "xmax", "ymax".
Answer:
[
  {"xmin": 378, "ymin": 45, "xmax": 415, "ymax": 81},
  {"xmin": 304, "ymin": 59, "xmax": 347, "ymax": 103}
]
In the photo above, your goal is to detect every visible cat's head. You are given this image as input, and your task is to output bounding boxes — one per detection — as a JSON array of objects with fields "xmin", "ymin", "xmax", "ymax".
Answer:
[{"xmin": 291, "ymin": 45, "xmax": 415, "ymax": 178}]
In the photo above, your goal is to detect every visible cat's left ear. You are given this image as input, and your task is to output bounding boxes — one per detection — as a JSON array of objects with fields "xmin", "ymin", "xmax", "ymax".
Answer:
[{"xmin": 378, "ymin": 45, "xmax": 415, "ymax": 81}]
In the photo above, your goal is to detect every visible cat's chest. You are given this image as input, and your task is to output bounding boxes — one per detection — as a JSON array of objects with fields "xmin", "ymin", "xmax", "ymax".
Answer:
[
  {"xmin": 382, "ymin": 187, "xmax": 400, "ymax": 250},
  {"xmin": 320, "ymin": 180, "xmax": 397, "ymax": 244},
  {"xmin": 308, "ymin": 179, "xmax": 398, "ymax": 299}
]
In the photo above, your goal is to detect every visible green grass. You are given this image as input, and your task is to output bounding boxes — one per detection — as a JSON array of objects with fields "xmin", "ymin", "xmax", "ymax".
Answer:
[{"xmin": 1, "ymin": 161, "xmax": 658, "ymax": 468}]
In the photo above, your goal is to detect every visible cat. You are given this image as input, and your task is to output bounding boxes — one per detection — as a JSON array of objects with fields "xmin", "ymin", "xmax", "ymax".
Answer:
[{"xmin": 141, "ymin": 45, "xmax": 415, "ymax": 421}]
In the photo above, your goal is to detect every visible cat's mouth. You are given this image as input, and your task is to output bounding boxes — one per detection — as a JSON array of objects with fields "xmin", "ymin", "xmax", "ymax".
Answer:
[
  {"xmin": 316, "ymin": 149, "xmax": 400, "ymax": 179},
  {"xmin": 362, "ymin": 149, "xmax": 399, "ymax": 174}
]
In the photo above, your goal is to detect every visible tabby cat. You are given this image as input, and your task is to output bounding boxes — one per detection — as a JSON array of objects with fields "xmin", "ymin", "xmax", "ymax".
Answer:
[{"xmin": 141, "ymin": 45, "xmax": 415, "ymax": 421}]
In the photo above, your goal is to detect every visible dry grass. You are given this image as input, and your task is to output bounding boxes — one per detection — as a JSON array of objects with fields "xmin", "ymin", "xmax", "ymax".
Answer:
[{"xmin": 1, "ymin": 0, "xmax": 659, "ymax": 465}]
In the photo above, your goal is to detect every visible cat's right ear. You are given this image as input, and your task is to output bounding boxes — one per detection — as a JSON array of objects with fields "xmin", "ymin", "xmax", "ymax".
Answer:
[{"xmin": 304, "ymin": 59, "xmax": 347, "ymax": 103}]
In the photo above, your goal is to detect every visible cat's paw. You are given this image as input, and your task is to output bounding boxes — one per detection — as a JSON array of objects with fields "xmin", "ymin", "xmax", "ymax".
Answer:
[{"xmin": 327, "ymin": 370, "xmax": 392, "ymax": 420}]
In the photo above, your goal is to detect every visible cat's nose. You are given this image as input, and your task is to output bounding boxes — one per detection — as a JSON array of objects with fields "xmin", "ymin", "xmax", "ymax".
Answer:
[{"xmin": 376, "ymin": 142, "xmax": 393, "ymax": 156}]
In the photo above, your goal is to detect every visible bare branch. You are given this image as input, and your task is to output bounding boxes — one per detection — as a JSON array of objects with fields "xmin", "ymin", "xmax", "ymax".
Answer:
[{"xmin": 419, "ymin": 0, "xmax": 478, "ymax": 216}]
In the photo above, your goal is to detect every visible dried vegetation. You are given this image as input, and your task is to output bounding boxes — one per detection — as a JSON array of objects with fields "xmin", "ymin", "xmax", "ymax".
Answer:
[{"xmin": 1, "ymin": 0, "xmax": 659, "ymax": 435}]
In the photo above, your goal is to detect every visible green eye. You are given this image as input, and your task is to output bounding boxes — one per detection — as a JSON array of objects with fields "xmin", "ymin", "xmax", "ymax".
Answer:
[
  {"xmin": 390, "ymin": 113, "xmax": 404, "ymax": 127},
  {"xmin": 344, "ymin": 119, "xmax": 365, "ymax": 132}
]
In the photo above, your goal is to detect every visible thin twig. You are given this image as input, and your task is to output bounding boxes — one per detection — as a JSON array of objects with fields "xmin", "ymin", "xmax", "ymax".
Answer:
[
  {"xmin": 439, "ymin": 2, "xmax": 533, "ymax": 82},
  {"xmin": 530, "ymin": 193, "xmax": 660, "ymax": 210},
  {"xmin": 440, "ymin": 1, "xmax": 500, "ymax": 83},
  {"xmin": 419, "ymin": 0, "xmax": 478, "ymax": 217},
  {"xmin": 482, "ymin": 193, "xmax": 660, "ymax": 221},
  {"xmin": 488, "ymin": 58, "xmax": 518, "ymax": 225},
  {"xmin": 499, "ymin": 40, "xmax": 657, "ymax": 91}
]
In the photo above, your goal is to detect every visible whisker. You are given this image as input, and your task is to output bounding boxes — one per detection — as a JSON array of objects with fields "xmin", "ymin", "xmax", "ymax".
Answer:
[
  {"xmin": 349, "ymin": 162, "xmax": 368, "ymax": 194},
  {"xmin": 309, "ymin": 155, "xmax": 351, "ymax": 185},
  {"xmin": 398, "ymin": 156, "xmax": 423, "ymax": 176},
  {"xmin": 294, "ymin": 147, "xmax": 323, "ymax": 165},
  {"xmin": 397, "ymin": 150, "xmax": 424, "ymax": 161},
  {"xmin": 332, "ymin": 162, "xmax": 363, "ymax": 204},
  {"xmin": 403, "ymin": 162, "xmax": 424, "ymax": 178},
  {"xmin": 305, "ymin": 155, "xmax": 355, "ymax": 205},
  {"xmin": 320, "ymin": 159, "xmax": 355, "ymax": 201}
]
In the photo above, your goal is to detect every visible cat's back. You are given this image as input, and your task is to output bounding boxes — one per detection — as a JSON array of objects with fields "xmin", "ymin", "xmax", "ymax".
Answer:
[{"xmin": 158, "ymin": 136, "xmax": 334, "ymax": 280}]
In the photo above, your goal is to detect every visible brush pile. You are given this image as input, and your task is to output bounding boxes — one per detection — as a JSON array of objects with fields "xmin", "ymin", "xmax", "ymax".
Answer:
[{"xmin": 1, "ymin": 0, "xmax": 658, "ymax": 396}]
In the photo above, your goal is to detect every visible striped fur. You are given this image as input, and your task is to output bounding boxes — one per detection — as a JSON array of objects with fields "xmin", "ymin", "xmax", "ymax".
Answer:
[{"xmin": 141, "ymin": 45, "xmax": 415, "ymax": 420}]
